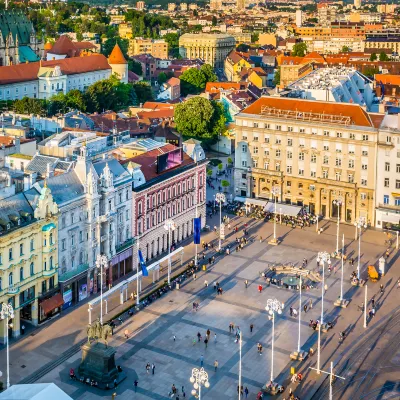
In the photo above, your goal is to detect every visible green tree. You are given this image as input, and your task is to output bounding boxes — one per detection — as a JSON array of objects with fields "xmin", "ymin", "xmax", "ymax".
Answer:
[
  {"xmin": 158, "ymin": 72, "xmax": 168, "ymax": 85},
  {"xmin": 291, "ymin": 42, "xmax": 307, "ymax": 57},
  {"xmin": 273, "ymin": 67, "xmax": 280, "ymax": 86},
  {"xmin": 237, "ymin": 43, "xmax": 250, "ymax": 52},
  {"xmin": 129, "ymin": 60, "xmax": 143, "ymax": 75},
  {"xmin": 212, "ymin": 15, "xmax": 218, "ymax": 26},
  {"xmin": 221, "ymin": 180, "xmax": 230, "ymax": 191},
  {"xmin": 175, "ymin": 97, "xmax": 226, "ymax": 146},
  {"xmin": 379, "ymin": 52, "xmax": 390, "ymax": 61},
  {"xmin": 363, "ymin": 66, "xmax": 379, "ymax": 78},
  {"xmin": 164, "ymin": 32, "xmax": 180, "ymax": 58},
  {"xmin": 341, "ymin": 46, "xmax": 349, "ymax": 53},
  {"xmin": 101, "ymin": 37, "xmax": 129, "ymax": 58},
  {"xmin": 200, "ymin": 64, "xmax": 217, "ymax": 83},
  {"xmin": 370, "ymin": 53, "xmax": 377, "ymax": 61},
  {"xmin": 132, "ymin": 81, "xmax": 154, "ymax": 104},
  {"xmin": 207, "ymin": 169, "xmax": 213, "ymax": 177},
  {"xmin": 180, "ymin": 64, "xmax": 217, "ymax": 95},
  {"xmin": 251, "ymin": 32, "xmax": 259, "ymax": 43},
  {"xmin": 227, "ymin": 157, "xmax": 233, "ymax": 164},
  {"xmin": 13, "ymin": 97, "xmax": 47, "ymax": 115},
  {"xmin": 217, "ymin": 163, "xmax": 223, "ymax": 171}
]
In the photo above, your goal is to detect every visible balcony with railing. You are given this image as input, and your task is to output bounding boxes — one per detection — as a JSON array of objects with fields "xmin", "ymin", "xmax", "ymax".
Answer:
[{"xmin": 116, "ymin": 238, "xmax": 135, "ymax": 254}]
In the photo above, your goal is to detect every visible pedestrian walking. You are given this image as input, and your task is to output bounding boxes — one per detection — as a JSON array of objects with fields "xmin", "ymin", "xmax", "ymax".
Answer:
[
  {"xmin": 368, "ymin": 309, "xmax": 373, "ymax": 319},
  {"xmin": 173, "ymin": 335, "xmax": 176, "ymax": 341},
  {"xmin": 206, "ymin": 329, "xmax": 211, "ymax": 339},
  {"xmin": 151, "ymin": 363, "xmax": 155, "ymax": 375},
  {"xmin": 204, "ymin": 280, "xmax": 208, "ymax": 287},
  {"xmin": 380, "ymin": 284, "xmax": 384, "ymax": 294},
  {"xmin": 371, "ymin": 297, "xmax": 375, "ymax": 308},
  {"xmin": 200, "ymin": 355, "xmax": 204, "ymax": 367},
  {"xmin": 303, "ymin": 304, "xmax": 308, "ymax": 313},
  {"xmin": 214, "ymin": 360, "xmax": 218, "ymax": 372},
  {"xmin": 134, "ymin": 380, "xmax": 138, "ymax": 391},
  {"xmin": 258, "ymin": 284, "xmax": 263, "ymax": 293},
  {"xmin": 197, "ymin": 332, "xmax": 201, "ymax": 342},
  {"xmin": 245, "ymin": 279, "xmax": 248, "ymax": 288},
  {"xmin": 309, "ymin": 299, "xmax": 313, "ymax": 309},
  {"xmin": 146, "ymin": 363, "xmax": 150, "ymax": 374},
  {"xmin": 250, "ymin": 323, "xmax": 254, "ymax": 333},
  {"xmin": 204, "ymin": 338, "xmax": 208, "ymax": 348},
  {"xmin": 124, "ymin": 329, "xmax": 129, "ymax": 339},
  {"xmin": 397, "ymin": 279, "xmax": 400, "ymax": 289},
  {"xmin": 290, "ymin": 306, "xmax": 293, "ymax": 317},
  {"xmin": 21, "ymin": 324, "xmax": 25, "ymax": 335},
  {"xmin": 372, "ymin": 307, "xmax": 376, "ymax": 317},
  {"xmin": 244, "ymin": 387, "xmax": 249, "ymax": 398},
  {"xmin": 214, "ymin": 333, "xmax": 217, "ymax": 343}
]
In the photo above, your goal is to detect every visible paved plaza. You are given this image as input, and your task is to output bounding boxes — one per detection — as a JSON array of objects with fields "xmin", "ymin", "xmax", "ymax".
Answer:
[{"xmin": 12, "ymin": 215, "xmax": 397, "ymax": 400}]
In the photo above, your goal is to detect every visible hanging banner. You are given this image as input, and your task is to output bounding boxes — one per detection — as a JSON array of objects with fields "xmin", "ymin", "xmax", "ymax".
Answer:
[
  {"xmin": 138, "ymin": 249, "xmax": 148, "ymax": 277},
  {"xmin": 194, "ymin": 217, "xmax": 201, "ymax": 244}
]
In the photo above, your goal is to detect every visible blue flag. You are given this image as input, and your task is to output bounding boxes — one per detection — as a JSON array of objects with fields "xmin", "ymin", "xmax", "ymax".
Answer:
[
  {"xmin": 194, "ymin": 217, "xmax": 201, "ymax": 244},
  {"xmin": 138, "ymin": 249, "xmax": 148, "ymax": 277}
]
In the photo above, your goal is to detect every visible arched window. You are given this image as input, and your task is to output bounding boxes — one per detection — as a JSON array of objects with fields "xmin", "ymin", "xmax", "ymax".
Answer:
[
  {"xmin": 30, "ymin": 262, "xmax": 34, "ymax": 276},
  {"xmin": 50, "ymin": 233, "xmax": 53, "ymax": 245},
  {"xmin": 9, "ymin": 272, "xmax": 13, "ymax": 286},
  {"xmin": 20, "ymin": 267, "xmax": 24, "ymax": 281},
  {"xmin": 50, "ymin": 256, "xmax": 53, "ymax": 269}
]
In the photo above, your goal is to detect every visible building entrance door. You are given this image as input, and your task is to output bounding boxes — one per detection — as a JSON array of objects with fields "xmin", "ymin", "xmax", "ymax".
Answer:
[{"xmin": 321, "ymin": 204, "xmax": 327, "ymax": 217}]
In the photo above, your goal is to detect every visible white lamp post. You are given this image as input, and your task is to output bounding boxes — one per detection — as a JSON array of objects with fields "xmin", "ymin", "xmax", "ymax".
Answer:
[
  {"xmin": 164, "ymin": 219, "xmax": 176, "ymax": 284},
  {"xmin": 316, "ymin": 251, "xmax": 330, "ymax": 375},
  {"xmin": 190, "ymin": 367, "xmax": 210, "ymax": 400},
  {"xmin": 95, "ymin": 254, "xmax": 108, "ymax": 325},
  {"xmin": 1, "ymin": 303, "xmax": 14, "ymax": 389},
  {"xmin": 265, "ymin": 298, "xmax": 284, "ymax": 384},
  {"xmin": 290, "ymin": 276, "xmax": 306, "ymax": 360},
  {"xmin": 333, "ymin": 196, "xmax": 343, "ymax": 255},
  {"xmin": 354, "ymin": 217, "xmax": 367, "ymax": 280},
  {"xmin": 269, "ymin": 186, "xmax": 281, "ymax": 245},
  {"xmin": 215, "ymin": 192, "xmax": 226, "ymax": 251},
  {"xmin": 334, "ymin": 234, "xmax": 349, "ymax": 308},
  {"xmin": 238, "ymin": 331, "xmax": 242, "ymax": 400}
]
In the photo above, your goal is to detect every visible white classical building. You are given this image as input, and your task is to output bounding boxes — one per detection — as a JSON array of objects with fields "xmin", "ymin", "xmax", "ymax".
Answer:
[
  {"xmin": 375, "ymin": 114, "xmax": 400, "ymax": 230},
  {"xmin": 30, "ymin": 146, "xmax": 133, "ymax": 308},
  {"xmin": 0, "ymin": 44, "xmax": 128, "ymax": 101}
]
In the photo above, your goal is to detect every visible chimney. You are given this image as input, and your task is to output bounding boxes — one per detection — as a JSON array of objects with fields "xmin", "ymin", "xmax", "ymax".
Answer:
[
  {"xmin": 46, "ymin": 162, "xmax": 54, "ymax": 178},
  {"xmin": 14, "ymin": 137, "xmax": 20, "ymax": 153}
]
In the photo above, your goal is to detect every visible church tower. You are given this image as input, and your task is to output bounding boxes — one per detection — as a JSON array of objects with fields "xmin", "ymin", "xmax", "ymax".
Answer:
[{"xmin": 108, "ymin": 44, "xmax": 128, "ymax": 84}]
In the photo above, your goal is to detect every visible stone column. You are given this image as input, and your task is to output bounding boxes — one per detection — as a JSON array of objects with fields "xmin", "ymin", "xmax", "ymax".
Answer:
[{"xmin": 12, "ymin": 297, "xmax": 21, "ymax": 338}]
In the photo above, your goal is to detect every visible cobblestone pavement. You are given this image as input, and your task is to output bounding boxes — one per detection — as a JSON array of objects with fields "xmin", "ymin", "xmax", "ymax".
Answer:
[{"xmin": 2, "ymin": 210, "xmax": 396, "ymax": 400}]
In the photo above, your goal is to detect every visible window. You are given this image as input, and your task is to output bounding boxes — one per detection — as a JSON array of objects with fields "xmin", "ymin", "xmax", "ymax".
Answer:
[
  {"xmin": 253, "ymin": 146, "xmax": 258, "ymax": 154},
  {"xmin": 252, "ymin": 159, "xmax": 258, "ymax": 168},
  {"xmin": 386, "ymin": 136, "xmax": 392, "ymax": 143},
  {"xmin": 362, "ymin": 135, "xmax": 369, "ymax": 141},
  {"xmin": 0, "ymin": 253, "xmax": 2, "ymax": 265},
  {"xmin": 287, "ymin": 151, "xmax": 292, "ymax": 159},
  {"xmin": 9, "ymin": 272, "xmax": 13, "ymax": 286},
  {"xmin": 323, "ymin": 130, "xmax": 330, "ymax": 136},
  {"xmin": 360, "ymin": 193, "xmax": 367, "ymax": 200},
  {"xmin": 253, "ymin": 122, "xmax": 258, "ymax": 128},
  {"xmin": 395, "ymin": 198, "xmax": 400, "ymax": 206},
  {"xmin": 264, "ymin": 149, "xmax": 269, "ymax": 156},
  {"xmin": 322, "ymin": 170, "xmax": 328, "ymax": 179},
  {"xmin": 348, "ymin": 159, "xmax": 355, "ymax": 168},
  {"xmin": 384, "ymin": 195, "xmax": 389, "ymax": 204},
  {"xmin": 276, "ymin": 125, "xmax": 281, "ymax": 131},
  {"xmin": 241, "ymin": 160, "xmax": 247, "ymax": 167},
  {"xmin": 349, "ymin": 133, "xmax": 355, "ymax": 140},
  {"xmin": 276, "ymin": 149, "xmax": 281, "ymax": 157},
  {"xmin": 50, "ymin": 232, "xmax": 53, "ymax": 245},
  {"xmin": 362, "ymin": 150, "xmax": 368, "ymax": 156},
  {"xmin": 287, "ymin": 181, "xmax": 292, "ymax": 187},
  {"xmin": 348, "ymin": 145, "xmax": 355, "ymax": 154},
  {"xmin": 264, "ymin": 162, "xmax": 269, "ymax": 169},
  {"xmin": 298, "ymin": 169, "xmax": 304, "ymax": 176},
  {"xmin": 299, "ymin": 139, "xmax": 305, "ymax": 147},
  {"xmin": 323, "ymin": 156, "xmax": 329, "ymax": 165},
  {"xmin": 335, "ymin": 158, "xmax": 342, "ymax": 167},
  {"xmin": 242, "ymin": 144, "xmax": 248, "ymax": 153},
  {"xmin": 62, "ymin": 239, "xmax": 66, "ymax": 251},
  {"xmin": 253, "ymin": 135, "xmax": 259, "ymax": 142},
  {"xmin": 335, "ymin": 172, "xmax": 341, "ymax": 181},
  {"xmin": 71, "ymin": 234, "xmax": 75, "ymax": 246},
  {"xmin": 323, "ymin": 144, "xmax": 329, "ymax": 151},
  {"xmin": 30, "ymin": 239, "xmax": 34, "ymax": 251},
  {"xmin": 362, "ymin": 164, "xmax": 368, "ymax": 170},
  {"xmin": 50, "ymin": 256, "xmax": 53, "ymax": 269},
  {"xmin": 286, "ymin": 165, "xmax": 292, "ymax": 174},
  {"xmin": 287, "ymin": 138, "xmax": 293, "ymax": 146},
  {"xmin": 396, "ymin": 180, "xmax": 400, "ymax": 189},
  {"xmin": 20, "ymin": 243, "xmax": 23, "ymax": 256},
  {"xmin": 275, "ymin": 164, "xmax": 281, "ymax": 171},
  {"xmin": 299, "ymin": 128, "xmax": 306, "ymax": 133},
  {"xmin": 275, "ymin": 137, "xmax": 281, "ymax": 144},
  {"xmin": 299, "ymin": 152, "xmax": 304, "ymax": 161},
  {"xmin": 396, "ymin": 164, "xmax": 400, "ymax": 173},
  {"xmin": 348, "ymin": 174, "xmax": 354, "ymax": 183},
  {"xmin": 288, "ymin": 126, "xmax": 293, "ymax": 132},
  {"xmin": 9, "ymin": 248, "xmax": 13, "ymax": 261},
  {"xmin": 384, "ymin": 178, "xmax": 390, "ymax": 188},
  {"xmin": 71, "ymin": 213, "xmax": 74, "ymax": 224},
  {"xmin": 311, "ymin": 171, "xmax": 316, "ymax": 178},
  {"xmin": 385, "ymin": 162, "xmax": 390, "ymax": 172},
  {"xmin": 30, "ymin": 262, "xmax": 34, "ymax": 276},
  {"xmin": 20, "ymin": 267, "xmax": 24, "ymax": 281},
  {"xmin": 265, "ymin": 123, "xmax": 270, "ymax": 129},
  {"xmin": 311, "ymin": 154, "xmax": 316, "ymax": 163},
  {"xmin": 336, "ymin": 132, "xmax": 342, "ymax": 138},
  {"xmin": 361, "ymin": 178, "xmax": 367, "ymax": 186},
  {"xmin": 264, "ymin": 135, "xmax": 270, "ymax": 143}
]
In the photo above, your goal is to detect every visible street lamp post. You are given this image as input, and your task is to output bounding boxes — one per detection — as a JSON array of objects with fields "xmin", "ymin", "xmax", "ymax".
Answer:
[
  {"xmin": 265, "ymin": 298, "xmax": 284, "ymax": 384},
  {"xmin": 354, "ymin": 217, "xmax": 367, "ymax": 280},
  {"xmin": 95, "ymin": 254, "xmax": 108, "ymax": 325},
  {"xmin": 316, "ymin": 251, "xmax": 330, "ymax": 374},
  {"xmin": 215, "ymin": 192, "xmax": 226, "ymax": 251},
  {"xmin": 290, "ymin": 276, "xmax": 306, "ymax": 360},
  {"xmin": 333, "ymin": 197, "xmax": 343, "ymax": 255},
  {"xmin": 190, "ymin": 367, "xmax": 210, "ymax": 399},
  {"xmin": 164, "ymin": 219, "xmax": 176, "ymax": 284},
  {"xmin": 1, "ymin": 303, "xmax": 14, "ymax": 389},
  {"xmin": 269, "ymin": 186, "xmax": 281, "ymax": 245},
  {"xmin": 334, "ymin": 234, "xmax": 349, "ymax": 308}
]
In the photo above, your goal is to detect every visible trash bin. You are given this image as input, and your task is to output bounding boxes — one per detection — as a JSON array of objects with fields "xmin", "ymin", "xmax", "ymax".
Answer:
[
  {"xmin": 176, "ymin": 283, "xmax": 180, "ymax": 290},
  {"xmin": 203, "ymin": 265, "xmax": 207, "ymax": 271}
]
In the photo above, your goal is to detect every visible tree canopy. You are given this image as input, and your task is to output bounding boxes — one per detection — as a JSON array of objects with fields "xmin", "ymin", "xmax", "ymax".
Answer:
[
  {"xmin": 179, "ymin": 64, "xmax": 217, "ymax": 96},
  {"xmin": 379, "ymin": 52, "xmax": 390, "ymax": 61},
  {"xmin": 175, "ymin": 97, "xmax": 226, "ymax": 146},
  {"xmin": 292, "ymin": 42, "xmax": 307, "ymax": 57},
  {"xmin": 370, "ymin": 53, "xmax": 377, "ymax": 62}
]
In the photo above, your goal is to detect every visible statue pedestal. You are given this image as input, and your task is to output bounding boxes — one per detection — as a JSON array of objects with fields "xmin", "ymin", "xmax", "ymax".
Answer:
[{"xmin": 78, "ymin": 342, "xmax": 126, "ymax": 389}]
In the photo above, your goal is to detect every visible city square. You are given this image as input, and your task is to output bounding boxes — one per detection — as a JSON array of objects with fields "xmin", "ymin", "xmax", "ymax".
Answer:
[{"xmin": 1, "ymin": 207, "xmax": 398, "ymax": 400}]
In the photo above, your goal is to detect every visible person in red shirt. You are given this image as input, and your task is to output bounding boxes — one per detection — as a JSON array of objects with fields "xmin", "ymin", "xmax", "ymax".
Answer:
[{"xmin": 258, "ymin": 284, "xmax": 263, "ymax": 293}]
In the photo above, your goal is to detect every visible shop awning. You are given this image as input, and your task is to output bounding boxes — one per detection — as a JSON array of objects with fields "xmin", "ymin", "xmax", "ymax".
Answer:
[
  {"xmin": 264, "ymin": 202, "xmax": 302, "ymax": 216},
  {"xmin": 41, "ymin": 293, "xmax": 64, "ymax": 314},
  {"xmin": 234, "ymin": 197, "xmax": 268, "ymax": 207}
]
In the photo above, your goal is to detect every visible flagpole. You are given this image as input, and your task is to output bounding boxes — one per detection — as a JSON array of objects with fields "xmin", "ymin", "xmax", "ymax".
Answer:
[
  {"xmin": 195, "ymin": 205, "xmax": 198, "ymax": 267},
  {"xmin": 136, "ymin": 235, "xmax": 140, "ymax": 306}
]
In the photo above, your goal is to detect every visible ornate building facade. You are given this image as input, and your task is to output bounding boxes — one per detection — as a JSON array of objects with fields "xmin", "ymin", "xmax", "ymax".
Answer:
[{"xmin": 0, "ymin": 10, "xmax": 42, "ymax": 66}]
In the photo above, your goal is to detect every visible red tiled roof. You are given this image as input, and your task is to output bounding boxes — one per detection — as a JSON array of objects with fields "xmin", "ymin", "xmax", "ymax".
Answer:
[
  {"xmin": 205, "ymin": 82, "xmax": 247, "ymax": 92},
  {"xmin": 108, "ymin": 44, "xmax": 127, "ymax": 64},
  {"xmin": 167, "ymin": 77, "xmax": 180, "ymax": 87},
  {"xmin": 369, "ymin": 113, "xmax": 385, "ymax": 128},
  {"xmin": 0, "ymin": 55, "xmax": 111, "ymax": 85},
  {"xmin": 142, "ymin": 102, "xmax": 175, "ymax": 110},
  {"xmin": 49, "ymin": 35, "xmax": 77, "ymax": 56},
  {"xmin": 375, "ymin": 74, "xmax": 400, "ymax": 85},
  {"xmin": 120, "ymin": 144, "xmax": 194, "ymax": 181},
  {"xmin": 241, "ymin": 97, "xmax": 374, "ymax": 128}
]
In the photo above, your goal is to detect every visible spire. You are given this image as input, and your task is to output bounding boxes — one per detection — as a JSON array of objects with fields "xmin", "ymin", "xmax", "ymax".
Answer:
[{"xmin": 108, "ymin": 43, "xmax": 127, "ymax": 65}]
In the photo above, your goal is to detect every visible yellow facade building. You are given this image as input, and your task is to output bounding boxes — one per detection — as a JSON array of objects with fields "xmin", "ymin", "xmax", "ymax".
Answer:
[
  {"xmin": 234, "ymin": 97, "xmax": 378, "ymax": 225},
  {"xmin": 129, "ymin": 37, "xmax": 169, "ymax": 59},
  {"xmin": 224, "ymin": 50, "xmax": 253, "ymax": 82},
  {"xmin": 119, "ymin": 23, "xmax": 133, "ymax": 39},
  {"xmin": 0, "ymin": 185, "xmax": 59, "ymax": 342}
]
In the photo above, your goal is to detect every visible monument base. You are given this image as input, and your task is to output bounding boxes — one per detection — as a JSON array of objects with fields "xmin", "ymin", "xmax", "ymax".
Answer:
[
  {"xmin": 268, "ymin": 238, "xmax": 280, "ymax": 246},
  {"xmin": 262, "ymin": 381, "xmax": 281, "ymax": 395},
  {"xmin": 290, "ymin": 350, "xmax": 307, "ymax": 361},
  {"xmin": 78, "ymin": 342, "xmax": 126, "ymax": 390},
  {"xmin": 334, "ymin": 299, "xmax": 350, "ymax": 308}
]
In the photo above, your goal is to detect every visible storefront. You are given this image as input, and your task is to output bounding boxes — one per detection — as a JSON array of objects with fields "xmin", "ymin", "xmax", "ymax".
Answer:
[
  {"xmin": 108, "ymin": 248, "xmax": 133, "ymax": 287},
  {"xmin": 39, "ymin": 293, "xmax": 64, "ymax": 322},
  {"xmin": 58, "ymin": 264, "xmax": 90, "ymax": 310},
  {"xmin": 19, "ymin": 286, "xmax": 36, "ymax": 322}
]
